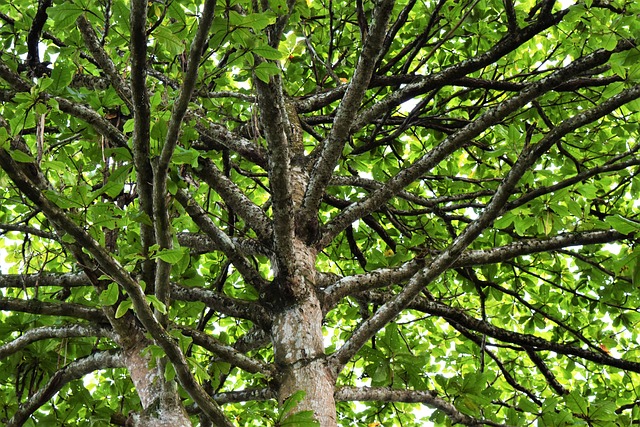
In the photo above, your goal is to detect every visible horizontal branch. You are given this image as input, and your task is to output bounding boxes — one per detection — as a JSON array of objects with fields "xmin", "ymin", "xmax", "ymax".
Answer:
[
  {"xmin": 323, "ymin": 229, "xmax": 628, "ymax": 307},
  {"xmin": 0, "ymin": 296, "xmax": 108, "ymax": 323},
  {"xmin": 0, "ymin": 223, "xmax": 56, "ymax": 240},
  {"xmin": 365, "ymin": 291, "xmax": 640, "ymax": 374},
  {"xmin": 7, "ymin": 351, "xmax": 123, "ymax": 427},
  {"xmin": 194, "ymin": 119, "xmax": 268, "ymax": 169},
  {"xmin": 335, "ymin": 386, "xmax": 507, "ymax": 427},
  {"xmin": 0, "ymin": 272, "xmax": 90, "ymax": 288},
  {"xmin": 177, "ymin": 233, "xmax": 270, "ymax": 257},
  {"xmin": 212, "ymin": 388, "xmax": 274, "ymax": 404},
  {"xmin": 0, "ymin": 324, "xmax": 115, "ymax": 359}
]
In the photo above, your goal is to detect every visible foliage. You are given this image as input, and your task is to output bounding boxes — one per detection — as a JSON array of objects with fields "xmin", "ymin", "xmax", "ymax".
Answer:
[{"xmin": 0, "ymin": 0, "xmax": 640, "ymax": 426}]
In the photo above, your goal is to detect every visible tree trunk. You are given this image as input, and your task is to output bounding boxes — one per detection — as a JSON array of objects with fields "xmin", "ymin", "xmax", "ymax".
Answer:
[
  {"xmin": 270, "ymin": 234, "xmax": 337, "ymax": 425},
  {"xmin": 124, "ymin": 342, "xmax": 191, "ymax": 427}
]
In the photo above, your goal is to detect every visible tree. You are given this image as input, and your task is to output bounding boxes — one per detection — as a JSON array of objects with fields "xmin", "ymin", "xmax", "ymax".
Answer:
[{"xmin": 0, "ymin": 0, "xmax": 640, "ymax": 425}]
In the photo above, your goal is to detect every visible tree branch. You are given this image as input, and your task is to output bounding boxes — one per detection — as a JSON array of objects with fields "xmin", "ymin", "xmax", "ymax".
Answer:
[
  {"xmin": 319, "ymin": 42, "xmax": 634, "ymax": 249},
  {"xmin": 299, "ymin": 0, "xmax": 395, "ymax": 234},
  {"xmin": 7, "ymin": 351, "xmax": 123, "ymax": 427},
  {"xmin": 0, "ymin": 223, "xmax": 56, "ymax": 240},
  {"xmin": 0, "ymin": 324, "xmax": 115, "ymax": 359},
  {"xmin": 254, "ymin": 73, "xmax": 295, "ymax": 272},
  {"xmin": 0, "ymin": 61, "xmax": 129, "ymax": 149},
  {"xmin": 193, "ymin": 119, "xmax": 268, "ymax": 169},
  {"xmin": 192, "ymin": 157, "xmax": 272, "ymax": 241},
  {"xmin": 129, "ymin": 0, "xmax": 156, "ymax": 295},
  {"xmin": 76, "ymin": 15, "xmax": 132, "ymax": 108},
  {"xmin": 176, "ymin": 326, "xmax": 274, "ymax": 376},
  {"xmin": 171, "ymin": 284, "xmax": 270, "ymax": 327},
  {"xmin": 335, "ymin": 386, "xmax": 509, "ymax": 426},
  {"xmin": 175, "ymin": 189, "xmax": 267, "ymax": 290},
  {"xmin": 0, "ymin": 296, "xmax": 107, "ymax": 323},
  {"xmin": 329, "ymin": 77, "xmax": 640, "ymax": 371},
  {"xmin": 212, "ymin": 388, "xmax": 275, "ymax": 404}
]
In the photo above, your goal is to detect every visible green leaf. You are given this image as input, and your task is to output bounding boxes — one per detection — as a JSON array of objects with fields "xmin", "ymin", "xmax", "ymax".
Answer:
[
  {"xmin": 605, "ymin": 215, "xmax": 640, "ymax": 234},
  {"xmin": 48, "ymin": 4, "xmax": 84, "ymax": 29},
  {"xmin": 115, "ymin": 300, "xmax": 132, "ymax": 318},
  {"xmin": 154, "ymin": 247, "xmax": 187, "ymax": 264},
  {"xmin": 43, "ymin": 190, "xmax": 84, "ymax": 209},
  {"xmin": 254, "ymin": 62, "xmax": 281, "ymax": 83},
  {"xmin": 171, "ymin": 147, "xmax": 200, "ymax": 167},
  {"xmin": 564, "ymin": 390, "xmax": 588, "ymax": 415},
  {"xmin": 50, "ymin": 64, "xmax": 74, "ymax": 93},
  {"xmin": 9, "ymin": 150, "xmax": 35, "ymax": 163},
  {"xmin": 145, "ymin": 295, "xmax": 167, "ymax": 314},
  {"xmin": 280, "ymin": 410, "xmax": 320, "ymax": 427},
  {"xmin": 279, "ymin": 391, "xmax": 306, "ymax": 420},
  {"xmin": 99, "ymin": 283, "xmax": 119, "ymax": 306},
  {"xmin": 153, "ymin": 26, "xmax": 184, "ymax": 56},
  {"xmin": 253, "ymin": 45, "xmax": 285, "ymax": 60},
  {"xmin": 229, "ymin": 11, "xmax": 276, "ymax": 30}
]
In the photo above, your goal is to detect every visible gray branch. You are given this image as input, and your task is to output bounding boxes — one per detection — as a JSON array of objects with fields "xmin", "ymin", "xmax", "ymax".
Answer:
[
  {"xmin": 0, "ymin": 324, "xmax": 115, "ymax": 359},
  {"xmin": 177, "ymin": 326, "xmax": 274, "ymax": 376},
  {"xmin": 335, "ymin": 386, "xmax": 510, "ymax": 427},
  {"xmin": 7, "ymin": 351, "xmax": 123, "ymax": 427},
  {"xmin": 300, "ymin": 0, "xmax": 396, "ymax": 233}
]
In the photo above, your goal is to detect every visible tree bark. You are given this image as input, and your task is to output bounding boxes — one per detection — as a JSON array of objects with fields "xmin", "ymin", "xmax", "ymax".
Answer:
[
  {"xmin": 124, "ymin": 342, "xmax": 191, "ymax": 427},
  {"xmin": 271, "ymin": 239, "xmax": 337, "ymax": 426}
]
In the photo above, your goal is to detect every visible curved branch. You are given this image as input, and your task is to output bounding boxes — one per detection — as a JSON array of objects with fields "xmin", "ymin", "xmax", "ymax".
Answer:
[
  {"xmin": 0, "ymin": 61, "xmax": 129, "ymax": 149},
  {"xmin": 171, "ymin": 284, "xmax": 270, "ymax": 327},
  {"xmin": 176, "ymin": 326, "xmax": 274, "ymax": 377},
  {"xmin": 0, "ymin": 223, "xmax": 56, "ymax": 239},
  {"xmin": 7, "ymin": 351, "xmax": 124, "ymax": 427},
  {"xmin": 335, "ymin": 386, "xmax": 508, "ymax": 427},
  {"xmin": 0, "ymin": 324, "xmax": 115, "ymax": 359}
]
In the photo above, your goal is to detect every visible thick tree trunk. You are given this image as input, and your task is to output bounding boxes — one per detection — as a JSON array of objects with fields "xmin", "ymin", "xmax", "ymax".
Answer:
[
  {"xmin": 124, "ymin": 343, "xmax": 191, "ymax": 427},
  {"xmin": 271, "ymin": 239, "xmax": 337, "ymax": 426}
]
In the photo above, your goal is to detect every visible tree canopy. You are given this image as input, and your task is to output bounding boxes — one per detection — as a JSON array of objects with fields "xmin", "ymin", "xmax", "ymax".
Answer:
[{"xmin": 1, "ymin": 0, "xmax": 640, "ymax": 425}]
